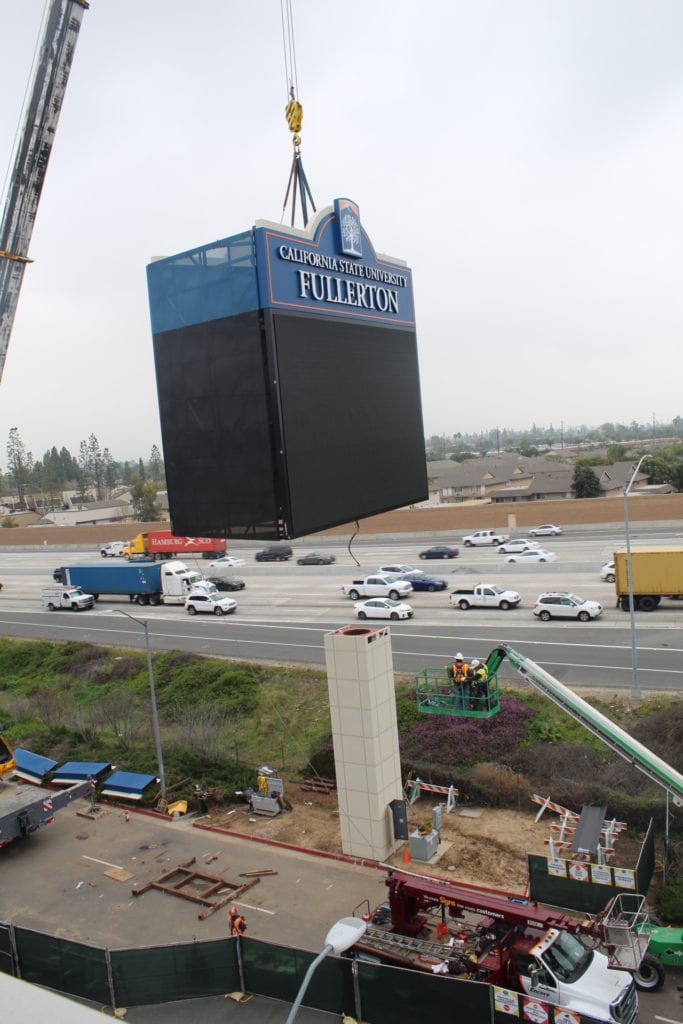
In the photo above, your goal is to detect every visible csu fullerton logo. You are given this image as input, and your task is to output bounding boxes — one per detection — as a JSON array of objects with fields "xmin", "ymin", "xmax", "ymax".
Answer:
[{"xmin": 335, "ymin": 198, "xmax": 362, "ymax": 258}]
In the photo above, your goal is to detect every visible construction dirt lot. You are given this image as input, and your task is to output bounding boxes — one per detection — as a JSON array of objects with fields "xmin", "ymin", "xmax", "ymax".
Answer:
[{"xmin": 204, "ymin": 781, "xmax": 644, "ymax": 893}]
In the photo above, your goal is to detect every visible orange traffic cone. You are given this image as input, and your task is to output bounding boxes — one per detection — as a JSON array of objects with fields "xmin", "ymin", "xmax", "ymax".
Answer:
[{"xmin": 403, "ymin": 845, "xmax": 411, "ymax": 864}]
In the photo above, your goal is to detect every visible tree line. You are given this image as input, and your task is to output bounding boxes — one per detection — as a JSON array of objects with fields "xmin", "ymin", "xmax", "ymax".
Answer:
[
  {"xmin": 427, "ymin": 415, "xmax": 683, "ymax": 460},
  {"xmin": 571, "ymin": 443, "xmax": 683, "ymax": 497},
  {"xmin": 2, "ymin": 428, "xmax": 165, "ymax": 521}
]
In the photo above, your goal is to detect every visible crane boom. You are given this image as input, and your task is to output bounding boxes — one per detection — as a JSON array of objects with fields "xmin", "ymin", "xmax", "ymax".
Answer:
[
  {"xmin": 0, "ymin": 0, "xmax": 89, "ymax": 384},
  {"xmin": 498, "ymin": 644, "xmax": 683, "ymax": 806}
]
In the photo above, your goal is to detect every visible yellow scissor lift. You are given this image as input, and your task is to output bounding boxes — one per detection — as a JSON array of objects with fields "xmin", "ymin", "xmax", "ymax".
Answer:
[{"xmin": 415, "ymin": 646, "xmax": 505, "ymax": 717}]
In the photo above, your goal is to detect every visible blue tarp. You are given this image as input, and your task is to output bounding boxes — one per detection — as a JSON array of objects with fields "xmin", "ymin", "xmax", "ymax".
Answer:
[
  {"xmin": 101, "ymin": 770, "xmax": 156, "ymax": 800},
  {"xmin": 13, "ymin": 748, "xmax": 57, "ymax": 783},
  {"xmin": 52, "ymin": 761, "xmax": 111, "ymax": 785}
]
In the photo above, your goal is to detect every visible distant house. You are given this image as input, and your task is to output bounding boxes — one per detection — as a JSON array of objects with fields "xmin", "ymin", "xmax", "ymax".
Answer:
[
  {"xmin": 43, "ymin": 497, "xmax": 133, "ymax": 527},
  {"xmin": 426, "ymin": 456, "xmax": 654, "ymax": 505},
  {"xmin": 489, "ymin": 469, "xmax": 573, "ymax": 503},
  {"xmin": 427, "ymin": 456, "xmax": 566, "ymax": 504},
  {"xmin": 592, "ymin": 462, "xmax": 650, "ymax": 494}
]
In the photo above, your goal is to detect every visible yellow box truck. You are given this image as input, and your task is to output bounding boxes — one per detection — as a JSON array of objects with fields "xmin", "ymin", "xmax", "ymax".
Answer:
[{"xmin": 614, "ymin": 545, "xmax": 683, "ymax": 611}]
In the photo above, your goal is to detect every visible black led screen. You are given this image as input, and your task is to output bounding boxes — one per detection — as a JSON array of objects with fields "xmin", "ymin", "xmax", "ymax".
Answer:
[
  {"xmin": 267, "ymin": 311, "xmax": 427, "ymax": 537},
  {"xmin": 153, "ymin": 309, "xmax": 427, "ymax": 540},
  {"xmin": 153, "ymin": 310, "xmax": 278, "ymax": 539}
]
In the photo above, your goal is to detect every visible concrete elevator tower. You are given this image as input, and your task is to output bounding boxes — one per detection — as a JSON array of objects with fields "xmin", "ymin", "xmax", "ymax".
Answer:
[{"xmin": 323, "ymin": 625, "xmax": 404, "ymax": 861}]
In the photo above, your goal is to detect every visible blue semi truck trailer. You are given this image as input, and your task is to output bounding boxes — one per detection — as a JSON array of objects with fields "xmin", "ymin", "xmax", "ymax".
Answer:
[{"xmin": 52, "ymin": 560, "xmax": 201, "ymax": 605}]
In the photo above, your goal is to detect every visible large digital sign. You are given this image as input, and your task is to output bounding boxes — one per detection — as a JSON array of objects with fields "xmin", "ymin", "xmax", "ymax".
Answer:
[{"xmin": 148, "ymin": 201, "xmax": 427, "ymax": 540}]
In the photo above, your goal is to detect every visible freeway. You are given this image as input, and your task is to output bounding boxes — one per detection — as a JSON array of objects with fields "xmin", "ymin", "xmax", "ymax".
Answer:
[{"xmin": 0, "ymin": 527, "xmax": 681, "ymax": 693}]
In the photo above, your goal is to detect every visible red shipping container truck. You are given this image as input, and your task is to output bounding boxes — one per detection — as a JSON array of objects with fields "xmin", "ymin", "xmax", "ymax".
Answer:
[{"xmin": 123, "ymin": 531, "xmax": 226, "ymax": 560}]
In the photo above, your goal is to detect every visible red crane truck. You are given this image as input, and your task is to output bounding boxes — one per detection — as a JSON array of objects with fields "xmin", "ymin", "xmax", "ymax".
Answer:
[{"xmin": 352, "ymin": 866, "xmax": 663, "ymax": 1024}]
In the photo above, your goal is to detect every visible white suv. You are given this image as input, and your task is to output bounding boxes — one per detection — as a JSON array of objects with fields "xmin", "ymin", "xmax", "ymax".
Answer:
[
  {"xmin": 600, "ymin": 561, "xmax": 615, "ymax": 582},
  {"xmin": 185, "ymin": 592, "xmax": 237, "ymax": 616},
  {"xmin": 532, "ymin": 592, "xmax": 602, "ymax": 622}
]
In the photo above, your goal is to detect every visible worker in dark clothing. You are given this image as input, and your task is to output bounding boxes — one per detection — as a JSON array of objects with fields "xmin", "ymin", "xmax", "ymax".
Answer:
[
  {"xmin": 469, "ymin": 659, "xmax": 489, "ymax": 710},
  {"xmin": 228, "ymin": 905, "xmax": 247, "ymax": 937}
]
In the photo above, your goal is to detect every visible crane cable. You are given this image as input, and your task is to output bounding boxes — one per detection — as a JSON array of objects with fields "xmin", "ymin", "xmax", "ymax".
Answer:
[
  {"xmin": 279, "ymin": 0, "xmax": 315, "ymax": 226},
  {"xmin": 281, "ymin": 0, "xmax": 303, "ymax": 147}
]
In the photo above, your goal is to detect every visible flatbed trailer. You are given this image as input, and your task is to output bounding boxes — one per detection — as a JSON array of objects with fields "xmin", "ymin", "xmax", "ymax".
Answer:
[{"xmin": 1, "ymin": 776, "xmax": 90, "ymax": 847}]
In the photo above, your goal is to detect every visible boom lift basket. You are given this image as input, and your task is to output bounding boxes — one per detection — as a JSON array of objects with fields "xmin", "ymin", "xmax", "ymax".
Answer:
[
  {"xmin": 598, "ymin": 893, "xmax": 651, "ymax": 971},
  {"xmin": 416, "ymin": 648, "xmax": 504, "ymax": 717}
]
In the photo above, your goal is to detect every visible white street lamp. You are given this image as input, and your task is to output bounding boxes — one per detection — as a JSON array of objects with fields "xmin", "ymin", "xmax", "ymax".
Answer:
[
  {"xmin": 103, "ymin": 608, "xmax": 167, "ymax": 800},
  {"xmin": 623, "ymin": 455, "xmax": 650, "ymax": 701},
  {"xmin": 284, "ymin": 917, "xmax": 368, "ymax": 1024}
]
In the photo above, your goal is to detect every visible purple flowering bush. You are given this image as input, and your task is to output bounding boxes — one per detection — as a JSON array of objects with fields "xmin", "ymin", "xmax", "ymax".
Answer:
[{"xmin": 400, "ymin": 696, "xmax": 537, "ymax": 769}]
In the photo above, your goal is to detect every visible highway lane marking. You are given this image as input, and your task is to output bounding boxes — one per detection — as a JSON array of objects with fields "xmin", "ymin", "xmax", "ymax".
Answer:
[
  {"xmin": 386, "ymin": 651, "xmax": 683, "ymax": 676},
  {"xmin": 1, "ymin": 619, "xmax": 682, "ymax": 681},
  {"xmin": 2, "ymin": 616, "xmax": 683, "ymax": 658},
  {"xmin": 121, "ymin": 618, "xmax": 683, "ymax": 650}
]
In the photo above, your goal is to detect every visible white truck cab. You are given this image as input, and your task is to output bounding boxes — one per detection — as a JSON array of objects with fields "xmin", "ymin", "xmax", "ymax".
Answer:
[
  {"xmin": 159, "ymin": 561, "xmax": 203, "ymax": 604},
  {"xmin": 100, "ymin": 541, "xmax": 127, "ymax": 557},
  {"xmin": 519, "ymin": 929, "xmax": 638, "ymax": 1024}
]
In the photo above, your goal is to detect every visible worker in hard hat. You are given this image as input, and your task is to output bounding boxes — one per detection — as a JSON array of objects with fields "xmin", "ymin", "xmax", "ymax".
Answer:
[
  {"xmin": 228, "ymin": 905, "xmax": 247, "ymax": 937},
  {"xmin": 447, "ymin": 652, "xmax": 470, "ymax": 708},
  {"xmin": 469, "ymin": 659, "xmax": 489, "ymax": 710}
]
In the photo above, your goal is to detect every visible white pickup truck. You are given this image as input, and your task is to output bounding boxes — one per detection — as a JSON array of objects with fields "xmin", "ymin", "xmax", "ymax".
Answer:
[
  {"xmin": 449, "ymin": 583, "xmax": 521, "ymax": 610},
  {"xmin": 462, "ymin": 529, "xmax": 510, "ymax": 547},
  {"xmin": 341, "ymin": 575, "xmax": 413, "ymax": 600},
  {"xmin": 100, "ymin": 541, "xmax": 127, "ymax": 557},
  {"xmin": 41, "ymin": 585, "xmax": 95, "ymax": 611}
]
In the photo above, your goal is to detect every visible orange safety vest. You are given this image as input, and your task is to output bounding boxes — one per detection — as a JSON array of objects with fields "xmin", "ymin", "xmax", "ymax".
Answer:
[
  {"xmin": 450, "ymin": 661, "xmax": 470, "ymax": 681},
  {"xmin": 229, "ymin": 913, "xmax": 247, "ymax": 936}
]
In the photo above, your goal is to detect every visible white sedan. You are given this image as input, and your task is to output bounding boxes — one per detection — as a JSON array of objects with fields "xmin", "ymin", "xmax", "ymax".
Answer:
[
  {"xmin": 208, "ymin": 555, "xmax": 246, "ymax": 568},
  {"xmin": 506, "ymin": 549, "xmax": 557, "ymax": 564},
  {"xmin": 497, "ymin": 539, "xmax": 539, "ymax": 554},
  {"xmin": 354, "ymin": 598, "xmax": 414, "ymax": 620},
  {"xmin": 528, "ymin": 524, "xmax": 563, "ymax": 536},
  {"xmin": 377, "ymin": 563, "xmax": 417, "ymax": 575}
]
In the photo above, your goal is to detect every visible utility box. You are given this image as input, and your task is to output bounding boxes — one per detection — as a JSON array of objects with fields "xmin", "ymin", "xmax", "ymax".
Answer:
[
  {"xmin": 251, "ymin": 795, "xmax": 281, "ymax": 817},
  {"xmin": 409, "ymin": 828, "xmax": 440, "ymax": 862},
  {"xmin": 389, "ymin": 799, "xmax": 409, "ymax": 841},
  {"xmin": 432, "ymin": 804, "xmax": 442, "ymax": 834}
]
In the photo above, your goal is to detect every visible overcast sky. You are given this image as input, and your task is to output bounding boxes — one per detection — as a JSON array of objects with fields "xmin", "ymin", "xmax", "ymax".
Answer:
[{"xmin": 1, "ymin": 0, "xmax": 681, "ymax": 462}]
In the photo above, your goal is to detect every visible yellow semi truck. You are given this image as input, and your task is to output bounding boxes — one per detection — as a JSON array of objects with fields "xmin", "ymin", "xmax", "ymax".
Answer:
[{"xmin": 614, "ymin": 544, "xmax": 683, "ymax": 611}]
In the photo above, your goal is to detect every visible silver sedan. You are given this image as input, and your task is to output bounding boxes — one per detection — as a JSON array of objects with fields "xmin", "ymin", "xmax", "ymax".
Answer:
[{"xmin": 506, "ymin": 549, "xmax": 557, "ymax": 564}]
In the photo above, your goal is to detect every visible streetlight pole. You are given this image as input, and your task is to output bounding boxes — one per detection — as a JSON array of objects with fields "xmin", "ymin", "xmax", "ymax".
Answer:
[
  {"xmin": 284, "ymin": 917, "xmax": 367, "ymax": 1024},
  {"xmin": 623, "ymin": 455, "xmax": 649, "ymax": 702},
  {"xmin": 107, "ymin": 609, "xmax": 167, "ymax": 800}
]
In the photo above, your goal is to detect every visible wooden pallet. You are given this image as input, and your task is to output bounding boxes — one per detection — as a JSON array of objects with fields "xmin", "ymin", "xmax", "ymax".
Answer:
[
  {"xmin": 131, "ymin": 857, "xmax": 259, "ymax": 919},
  {"xmin": 300, "ymin": 777, "xmax": 336, "ymax": 793}
]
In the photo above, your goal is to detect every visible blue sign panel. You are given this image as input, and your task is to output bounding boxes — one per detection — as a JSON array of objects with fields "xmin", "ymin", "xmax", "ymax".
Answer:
[{"xmin": 254, "ymin": 201, "xmax": 415, "ymax": 328}]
